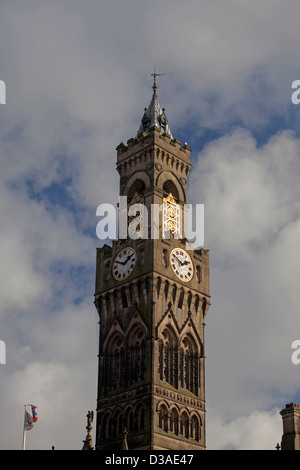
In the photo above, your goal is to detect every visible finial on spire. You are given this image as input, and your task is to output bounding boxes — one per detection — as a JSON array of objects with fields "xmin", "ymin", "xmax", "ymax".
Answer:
[
  {"xmin": 151, "ymin": 67, "xmax": 166, "ymax": 93},
  {"xmin": 136, "ymin": 69, "xmax": 173, "ymax": 139}
]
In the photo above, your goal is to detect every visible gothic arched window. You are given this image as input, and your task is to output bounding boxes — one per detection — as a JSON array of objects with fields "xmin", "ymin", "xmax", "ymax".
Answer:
[
  {"xmin": 163, "ymin": 180, "xmax": 179, "ymax": 201},
  {"xmin": 124, "ymin": 406, "xmax": 134, "ymax": 433},
  {"xmin": 159, "ymin": 325, "xmax": 178, "ymax": 388},
  {"xmin": 128, "ymin": 179, "xmax": 145, "ymax": 200},
  {"xmin": 113, "ymin": 409, "xmax": 123, "ymax": 436},
  {"xmin": 180, "ymin": 334, "xmax": 199, "ymax": 395},
  {"xmin": 170, "ymin": 408, "xmax": 179, "ymax": 435},
  {"xmin": 126, "ymin": 324, "xmax": 146, "ymax": 384},
  {"xmin": 104, "ymin": 332, "xmax": 124, "ymax": 390},
  {"xmin": 191, "ymin": 414, "xmax": 201, "ymax": 442},
  {"xmin": 135, "ymin": 403, "xmax": 145, "ymax": 431},
  {"xmin": 158, "ymin": 404, "xmax": 168, "ymax": 432},
  {"xmin": 102, "ymin": 412, "xmax": 113, "ymax": 440},
  {"xmin": 180, "ymin": 411, "xmax": 189, "ymax": 439}
]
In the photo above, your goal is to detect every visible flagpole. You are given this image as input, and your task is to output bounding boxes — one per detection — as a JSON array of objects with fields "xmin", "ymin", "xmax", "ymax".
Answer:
[{"xmin": 22, "ymin": 405, "xmax": 27, "ymax": 450}]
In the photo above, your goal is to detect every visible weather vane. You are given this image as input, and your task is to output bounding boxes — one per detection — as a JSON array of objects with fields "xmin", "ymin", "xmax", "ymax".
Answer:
[{"xmin": 151, "ymin": 67, "xmax": 166, "ymax": 91}]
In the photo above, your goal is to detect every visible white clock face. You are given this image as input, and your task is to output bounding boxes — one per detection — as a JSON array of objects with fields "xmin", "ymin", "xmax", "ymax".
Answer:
[
  {"xmin": 113, "ymin": 247, "xmax": 136, "ymax": 281},
  {"xmin": 170, "ymin": 248, "xmax": 193, "ymax": 282}
]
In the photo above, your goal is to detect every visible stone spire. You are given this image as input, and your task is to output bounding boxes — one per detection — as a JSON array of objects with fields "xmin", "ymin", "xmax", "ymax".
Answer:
[
  {"xmin": 82, "ymin": 410, "xmax": 94, "ymax": 450},
  {"xmin": 136, "ymin": 72, "xmax": 173, "ymax": 138}
]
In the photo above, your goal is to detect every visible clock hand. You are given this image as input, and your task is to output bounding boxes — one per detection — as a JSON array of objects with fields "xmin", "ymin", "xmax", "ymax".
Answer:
[
  {"xmin": 174, "ymin": 255, "xmax": 183, "ymax": 266},
  {"xmin": 124, "ymin": 253, "xmax": 135, "ymax": 264}
]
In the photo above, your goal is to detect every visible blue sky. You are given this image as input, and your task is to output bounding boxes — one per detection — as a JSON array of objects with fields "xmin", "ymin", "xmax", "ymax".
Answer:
[{"xmin": 1, "ymin": 0, "xmax": 300, "ymax": 450}]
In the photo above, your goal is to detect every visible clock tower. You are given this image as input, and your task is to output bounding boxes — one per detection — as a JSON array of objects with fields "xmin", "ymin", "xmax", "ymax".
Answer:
[{"xmin": 94, "ymin": 77, "xmax": 210, "ymax": 450}]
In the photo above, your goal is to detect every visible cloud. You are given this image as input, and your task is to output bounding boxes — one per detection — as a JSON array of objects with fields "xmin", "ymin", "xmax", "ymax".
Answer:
[
  {"xmin": 207, "ymin": 407, "xmax": 282, "ymax": 450},
  {"xmin": 191, "ymin": 128, "xmax": 300, "ymax": 263},
  {"xmin": 190, "ymin": 128, "xmax": 300, "ymax": 431}
]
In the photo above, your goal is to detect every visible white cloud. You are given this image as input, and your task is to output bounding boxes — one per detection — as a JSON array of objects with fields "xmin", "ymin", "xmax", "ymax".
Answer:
[
  {"xmin": 191, "ymin": 128, "xmax": 300, "ymax": 263},
  {"xmin": 207, "ymin": 407, "xmax": 282, "ymax": 450},
  {"xmin": 190, "ymin": 128, "xmax": 300, "ymax": 436}
]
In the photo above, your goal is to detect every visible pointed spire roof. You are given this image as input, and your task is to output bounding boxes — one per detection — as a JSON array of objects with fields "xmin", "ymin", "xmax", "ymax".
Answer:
[{"xmin": 136, "ymin": 71, "xmax": 173, "ymax": 139}]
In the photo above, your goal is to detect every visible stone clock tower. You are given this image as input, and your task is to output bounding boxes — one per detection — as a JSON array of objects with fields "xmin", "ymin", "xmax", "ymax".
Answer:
[{"xmin": 94, "ymin": 76, "xmax": 210, "ymax": 450}]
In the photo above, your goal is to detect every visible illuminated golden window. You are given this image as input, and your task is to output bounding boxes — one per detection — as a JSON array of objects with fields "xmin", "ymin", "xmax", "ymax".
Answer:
[{"xmin": 163, "ymin": 193, "xmax": 181, "ymax": 239}]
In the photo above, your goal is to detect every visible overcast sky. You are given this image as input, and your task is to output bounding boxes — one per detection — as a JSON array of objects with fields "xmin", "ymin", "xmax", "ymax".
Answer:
[{"xmin": 0, "ymin": 0, "xmax": 300, "ymax": 450}]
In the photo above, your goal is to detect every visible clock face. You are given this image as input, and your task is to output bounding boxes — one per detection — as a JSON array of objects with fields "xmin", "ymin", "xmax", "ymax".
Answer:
[
  {"xmin": 170, "ymin": 248, "xmax": 193, "ymax": 282},
  {"xmin": 113, "ymin": 247, "xmax": 136, "ymax": 281}
]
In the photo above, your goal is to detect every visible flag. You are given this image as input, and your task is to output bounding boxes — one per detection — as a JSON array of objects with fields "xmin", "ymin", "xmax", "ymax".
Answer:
[
  {"xmin": 24, "ymin": 410, "xmax": 34, "ymax": 431},
  {"xmin": 24, "ymin": 405, "xmax": 38, "ymax": 431},
  {"xmin": 31, "ymin": 405, "xmax": 38, "ymax": 423}
]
